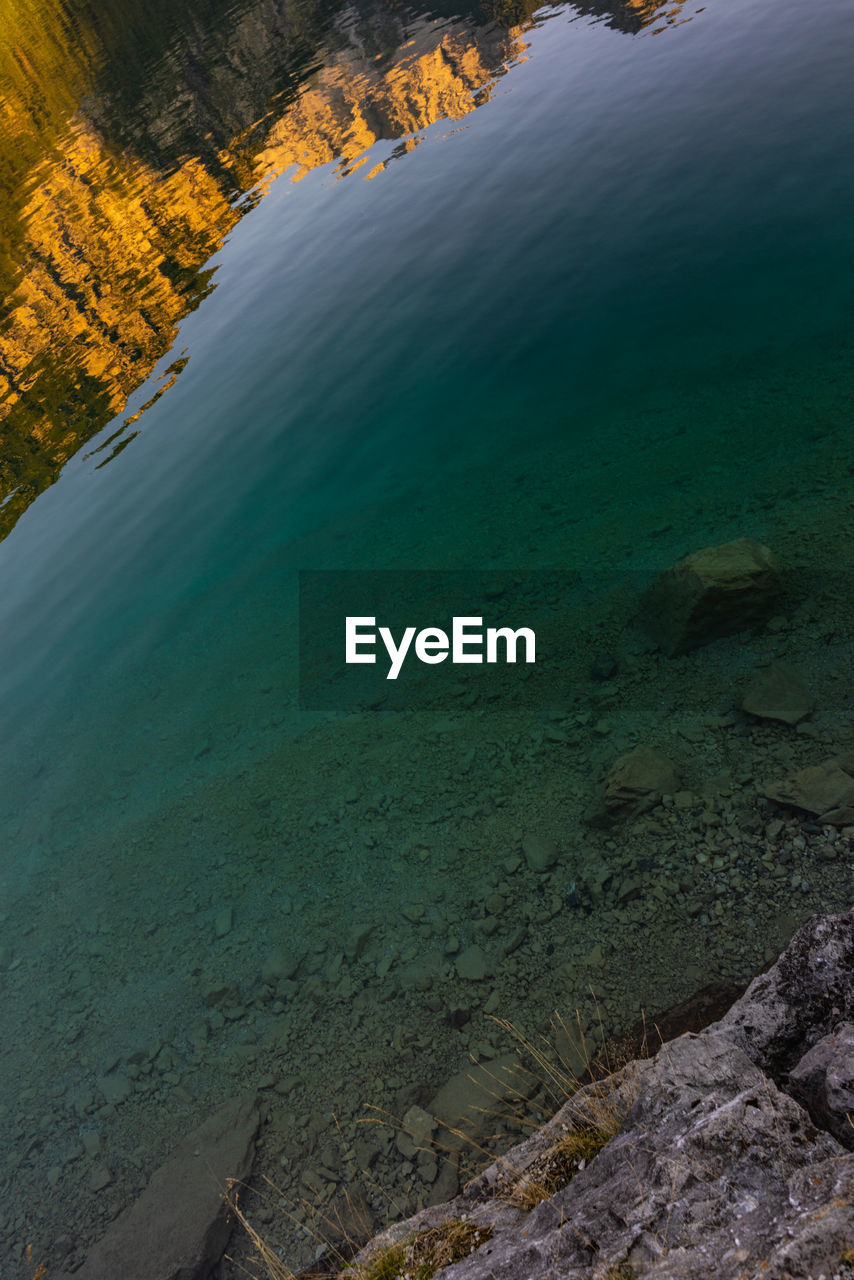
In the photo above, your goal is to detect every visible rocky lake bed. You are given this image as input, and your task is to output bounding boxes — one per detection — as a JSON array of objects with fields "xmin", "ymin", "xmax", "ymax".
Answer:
[{"xmin": 2, "ymin": 531, "xmax": 854, "ymax": 1278}]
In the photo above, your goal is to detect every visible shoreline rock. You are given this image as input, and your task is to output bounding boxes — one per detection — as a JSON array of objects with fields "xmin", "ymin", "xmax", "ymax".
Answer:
[{"xmin": 345, "ymin": 908, "xmax": 854, "ymax": 1280}]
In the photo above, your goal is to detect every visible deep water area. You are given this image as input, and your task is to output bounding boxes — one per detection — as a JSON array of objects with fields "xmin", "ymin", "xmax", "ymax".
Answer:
[{"xmin": 1, "ymin": 0, "xmax": 853, "ymax": 1272}]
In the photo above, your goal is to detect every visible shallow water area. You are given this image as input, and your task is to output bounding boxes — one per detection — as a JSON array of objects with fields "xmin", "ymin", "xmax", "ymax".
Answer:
[{"xmin": 1, "ymin": 0, "xmax": 854, "ymax": 1272}]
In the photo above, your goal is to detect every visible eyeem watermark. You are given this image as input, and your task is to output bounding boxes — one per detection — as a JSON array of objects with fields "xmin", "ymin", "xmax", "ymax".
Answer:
[
  {"xmin": 346, "ymin": 616, "xmax": 536, "ymax": 680},
  {"xmin": 299, "ymin": 569, "xmax": 574, "ymax": 710}
]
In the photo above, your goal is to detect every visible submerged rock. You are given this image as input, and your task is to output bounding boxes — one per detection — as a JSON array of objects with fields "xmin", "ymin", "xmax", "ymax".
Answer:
[
  {"xmin": 638, "ymin": 537, "xmax": 781, "ymax": 656},
  {"xmin": 588, "ymin": 744, "xmax": 681, "ymax": 826},
  {"xmin": 588, "ymin": 653, "xmax": 618, "ymax": 682},
  {"xmin": 521, "ymin": 833, "xmax": 559, "ymax": 872},
  {"xmin": 740, "ymin": 661, "xmax": 815, "ymax": 724},
  {"xmin": 763, "ymin": 751, "xmax": 854, "ymax": 825},
  {"xmin": 456, "ymin": 944, "xmax": 491, "ymax": 982},
  {"xmin": 56, "ymin": 1093, "xmax": 261, "ymax": 1280},
  {"xmin": 427, "ymin": 1055, "xmax": 535, "ymax": 1153}
]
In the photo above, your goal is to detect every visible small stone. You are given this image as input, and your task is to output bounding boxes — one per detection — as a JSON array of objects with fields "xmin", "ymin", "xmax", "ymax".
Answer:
[
  {"xmin": 401, "ymin": 1105, "xmax": 436, "ymax": 1148},
  {"xmin": 214, "ymin": 908, "xmax": 233, "ymax": 939},
  {"xmin": 344, "ymin": 926, "xmax": 374, "ymax": 961},
  {"xmin": 589, "ymin": 654, "xmax": 618, "ymax": 682},
  {"xmin": 261, "ymin": 946, "xmax": 301, "ymax": 984},
  {"xmin": 617, "ymin": 876, "xmax": 644, "ymax": 904},
  {"xmin": 741, "ymin": 663, "xmax": 815, "ymax": 725},
  {"xmin": 70, "ymin": 968, "xmax": 93, "ymax": 991},
  {"xmin": 99, "ymin": 1073, "xmax": 131, "ymax": 1106},
  {"xmin": 88, "ymin": 1163, "xmax": 113, "ymax": 1192},
  {"xmin": 83, "ymin": 1131, "xmax": 102, "ymax": 1158},
  {"xmin": 764, "ymin": 752, "xmax": 854, "ymax": 825},
  {"xmin": 456, "ymin": 945, "xmax": 491, "ymax": 981},
  {"xmin": 679, "ymin": 725, "xmax": 706, "ymax": 744},
  {"xmin": 522, "ymin": 833, "xmax": 559, "ymax": 872},
  {"xmin": 591, "ymin": 746, "xmax": 682, "ymax": 826}
]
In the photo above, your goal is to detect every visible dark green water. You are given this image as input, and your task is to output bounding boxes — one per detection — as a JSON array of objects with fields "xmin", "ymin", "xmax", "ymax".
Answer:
[{"xmin": 1, "ymin": 0, "xmax": 854, "ymax": 1271}]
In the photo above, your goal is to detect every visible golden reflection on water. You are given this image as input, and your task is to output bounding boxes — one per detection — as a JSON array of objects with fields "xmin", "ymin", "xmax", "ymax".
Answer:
[
  {"xmin": 0, "ymin": 1, "xmax": 537, "ymax": 537},
  {"xmin": 0, "ymin": 0, "xmax": 687, "ymax": 538}
]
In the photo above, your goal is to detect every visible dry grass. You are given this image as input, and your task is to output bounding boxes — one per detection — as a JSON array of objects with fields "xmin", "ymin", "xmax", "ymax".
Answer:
[
  {"xmin": 491, "ymin": 1009, "xmax": 643, "ymax": 1209},
  {"xmin": 226, "ymin": 1003, "xmax": 647, "ymax": 1274},
  {"xmin": 506, "ymin": 1118, "xmax": 618, "ymax": 1209},
  {"xmin": 348, "ymin": 1219, "xmax": 492, "ymax": 1280},
  {"xmin": 224, "ymin": 1181, "xmax": 296, "ymax": 1280}
]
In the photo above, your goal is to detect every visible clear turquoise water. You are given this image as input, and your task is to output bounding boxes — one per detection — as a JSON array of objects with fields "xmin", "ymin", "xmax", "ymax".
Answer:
[
  {"xmin": 3, "ymin": 0, "xmax": 854, "ymax": 828},
  {"xmin": 1, "ymin": 0, "xmax": 854, "ymax": 1268}
]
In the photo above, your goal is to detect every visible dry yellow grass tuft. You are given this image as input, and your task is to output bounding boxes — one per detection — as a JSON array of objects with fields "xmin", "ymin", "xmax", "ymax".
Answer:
[{"xmin": 347, "ymin": 1219, "xmax": 492, "ymax": 1280}]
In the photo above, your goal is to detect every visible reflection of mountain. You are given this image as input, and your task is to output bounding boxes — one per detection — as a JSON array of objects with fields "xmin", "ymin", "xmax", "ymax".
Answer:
[
  {"xmin": 576, "ymin": 0, "xmax": 690, "ymax": 34},
  {"xmin": 252, "ymin": 22, "xmax": 522, "ymax": 188},
  {"xmin": 0, "ymin": 124, "xmax": 237, "ymax": 535},
  {"xmin": 0, "ymin": 0, "xmax": 685, "ymax": 539},
  {"xmin": 0, "ymin": 2, "xmax": 530, "ymax": 538}
]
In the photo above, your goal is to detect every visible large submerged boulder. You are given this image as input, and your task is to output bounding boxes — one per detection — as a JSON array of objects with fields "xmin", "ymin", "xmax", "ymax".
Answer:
[
  {"xmin": 638, "ymin": 537, "xmax": 781, "ymax": 656},
  {"xmin": 57, "ymin": 1094, "xmax": 261, "ymax": 1280}
]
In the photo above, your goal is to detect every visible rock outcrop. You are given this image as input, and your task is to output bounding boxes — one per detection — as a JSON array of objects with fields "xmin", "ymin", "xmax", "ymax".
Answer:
[
  {"xmin": 348, "ymin": 909, "xmax": 854, "ymax": 1280},
  {"xmin": 638, "ymin": 537, "xmax": 782, "ymax": 656}
]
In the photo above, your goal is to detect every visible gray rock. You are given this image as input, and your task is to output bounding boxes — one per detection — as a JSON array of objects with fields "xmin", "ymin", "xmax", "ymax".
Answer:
[
  {"xmin": 638, "ymin": 537, "xmax": 781, "ymax": 656},
  {"xmin": 789, "ymin": 1022, "xmax": 854, "ymax": 1148},
  {"xmin": 428, "ymin": 1055, "xmax": 535, "ymax": 1151},
  {"xmin": 88, "ymin": 1163, "xmax": 113, "ymax": 1192},
  {"xmin": 741, "ymin": 661, "xmax": 815, "ymax": 724},
  {"xmin": 214, "ymin": 907, "xmax": 233, "ymax": 938},
  {"xmin": 348, "ymin": 909, "xmax": 854, "ymax": 1280},
  {"xmin": 82, "ymin": 1131, "xmax": 102, "ymax": 1158},
  {"xmin": 711, "ymin": 907, "xmax": 854, "ymax": 1076},
  {"xmin": 345, "ymin": 925, "xmax": 374, "ymax": 961},
  {"xmin": 202, "ymin": 981, "xmax": 238, "ymax": 1006},
  {"xmin": 399, "ymin": 952, "xmax": 444, "ymax": 991},
  {"xmin": 396, "ymin": 1106, "xmax": 437, "ymax": 1158},
  {"xmin": 55, "ymin": 1093, "xmax": 260, "ymax": 1280}
]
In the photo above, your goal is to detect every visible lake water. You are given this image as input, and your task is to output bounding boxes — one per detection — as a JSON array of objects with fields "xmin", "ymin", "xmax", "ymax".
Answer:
[{"xmin": 1, "ymin": 0, "xmax": 854, "ymax": 1272}]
